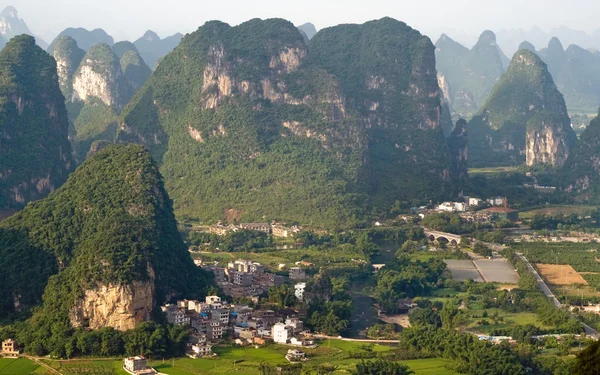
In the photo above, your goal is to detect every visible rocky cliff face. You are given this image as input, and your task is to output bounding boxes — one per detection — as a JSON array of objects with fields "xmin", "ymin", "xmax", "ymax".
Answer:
[
  {"xmin": 0, "ymin": 35, "xmax": 73, "ymax": 210},
  {"xmin": 72, "ymin": 43, "xmax": 125, "ymax": 108},
  {"xmin": 69, "ymin": 278, "xmax": 154, "ymax": 331},
  {"xmin": 52, "ymin": 36, "xmax": 85, "ymax": 98},
  {"xmin": 468, "ymin": 49, "xmax": 576, "ymax": 168},
  {"xmin": 526, "ymin": 115, "xmax": 574, "ymax": 166}
]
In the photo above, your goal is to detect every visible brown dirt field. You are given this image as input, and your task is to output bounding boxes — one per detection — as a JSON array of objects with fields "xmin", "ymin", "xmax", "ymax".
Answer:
[{"xmin": 537, "ymin": 264, "xmax": 587, "ymax": 285}]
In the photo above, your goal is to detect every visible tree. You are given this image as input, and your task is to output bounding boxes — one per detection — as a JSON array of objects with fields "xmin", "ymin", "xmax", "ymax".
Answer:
[{"xmin": 353, "ymin": 359, "xmax": 413, "ymax": 375}]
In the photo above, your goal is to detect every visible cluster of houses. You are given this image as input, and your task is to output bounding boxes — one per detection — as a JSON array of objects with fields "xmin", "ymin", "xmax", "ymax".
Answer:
[
  {"xmin": 161, "ymin": 296, "xmax": 316, "ymax": 359},
  {"xmin": 199, "ymin": 259, "xmax": 306, "ymax": 299},
  {"xmin": 435, "ymin": 196, "xmax": 507, "ymax": 213},
  {"xmin": 209, "ymin": 222, "xmax": 302, "ymax": 238}
]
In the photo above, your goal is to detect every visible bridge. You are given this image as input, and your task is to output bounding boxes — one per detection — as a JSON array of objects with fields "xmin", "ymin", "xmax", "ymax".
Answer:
[{"xmin": 423, "ymin": 229, "xmax": 462, "ymax": 245}]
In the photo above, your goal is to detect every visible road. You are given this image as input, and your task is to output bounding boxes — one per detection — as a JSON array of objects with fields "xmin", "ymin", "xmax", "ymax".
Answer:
[{"xmin": 516, "ymin": 252, "xmax": 599, "ymax": 339}]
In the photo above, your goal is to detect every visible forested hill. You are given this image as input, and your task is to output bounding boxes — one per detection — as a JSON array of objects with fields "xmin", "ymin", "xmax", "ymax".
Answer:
[
  {"xmin": 0, "ymin": 145, "xmax": 212, "ymax": 351},
  {"xmin": 309, "ymin": 18, "xmax": 456, "ymax": 208},
  {"xmin": 519, "ymin": 38, "xmax": 600, "ymax": 113},
  {"xmin": 468, "ymin": 49, "xmax": 577, "ymax": 168},
  {"xmin": 561, "ymin": 112, "xmax": 600, "ymax": 201},
  {"xmin": 0, "ymin": 35, "xmax": 73, "ymax": 211},
  {"xmin": 118, "ymin": 18, "xmax": 458, "ymax": 227}
]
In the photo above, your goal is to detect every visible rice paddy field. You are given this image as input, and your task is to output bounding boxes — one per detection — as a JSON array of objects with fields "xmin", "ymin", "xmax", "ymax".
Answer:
[{"xmin": 0, "ymin": 358, "xmax": 43, "ymax": 375}]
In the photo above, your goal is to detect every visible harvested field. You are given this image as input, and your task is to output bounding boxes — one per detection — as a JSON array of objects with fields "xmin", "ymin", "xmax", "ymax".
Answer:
[
  {"xmin": 444, "ymin": 259, "xmax": 519, "ymax": 283},
  {"xmin": 537, "ymin": 264, "xmax": 587, "ymax": 285},
  {"xmin": 444, "ymin": 260, "xmax": 484, "ymax": 282}
]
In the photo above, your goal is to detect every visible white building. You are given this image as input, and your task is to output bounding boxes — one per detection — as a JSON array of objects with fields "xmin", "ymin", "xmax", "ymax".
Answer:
[
  {"xmin": 205, "ymin": 296, "xmax": 222, "ymax": 305},
  {"xmin": 294, "ymin": 282, "xmax": 306, "ymax": 300},
  {"xmin": 453, "ymin": 202, "xmax": 466, "ymax": 212},
  {"xmin": 190, "ymin": 344, "xmax": 212, "ymax": 358},
  {"xmin": 124, "ymin": 356, "xmax": 150, "ymax": 373},
  {"xmin": 272, "ymin": 322, "xmax": 293, "ymax": 344},
  {"xmin": 436, "ymin": 202, "xmax": 455, "ymax": 212},
  {"xmin": 468, "ymin": 198, "xmax": 483, "ymax": 207}
]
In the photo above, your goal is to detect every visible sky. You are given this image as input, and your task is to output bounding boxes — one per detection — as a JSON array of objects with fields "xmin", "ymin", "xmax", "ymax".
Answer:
[{"xmin": 5, "ymin": 0, "xmax": 600, "ymax": 44}]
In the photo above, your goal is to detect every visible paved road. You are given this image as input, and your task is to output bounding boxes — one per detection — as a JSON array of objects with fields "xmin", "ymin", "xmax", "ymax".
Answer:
[{"xmin": 516, "ymin": 253, "xmax": 599, "ymax": 339}]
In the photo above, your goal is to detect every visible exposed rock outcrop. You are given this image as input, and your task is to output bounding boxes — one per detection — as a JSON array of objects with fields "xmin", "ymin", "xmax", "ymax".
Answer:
[
  {"xmin": 52, "ymin": 36, "xmax": 85, "ymax": 98},
  {"xmin": 70, "ymin": 279, "xmax": 154, "ymax": 331},
  {"xmin": 72, "ymin": 43, "xmax": 125, "ymax": 108}
]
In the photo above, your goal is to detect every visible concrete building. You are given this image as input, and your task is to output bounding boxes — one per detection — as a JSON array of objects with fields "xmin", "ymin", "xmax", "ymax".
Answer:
[
  {"xmin": 289, "ymin": 267, "xmax": 306, "ymax": 281},
  {"xmin": 123, "ymin": 356, "xmax": 151, "ymax": 374},
  {"xmin": 206, "ymin": 296, "xmax": 222, "ymax": 305},
  {"xmin": 189, "ymin": 343, "xmax": 212, "ymax": 358},
  {"xmin": 286, "ymin": 349, "xmax": 306, "ymax": 362},
  {"xmin": 232, "ymin": 271, "xmax": 253, "ymax": 286},
  {"xmin": 1, "ymin": 339, "xmax": 19, "ymax": 357},
  {"xmin": 239, "ymin": 223, "xmax": 270, "ymax": 233},
  {"xmin": 272, "ymin": 322, "xmax": 293, "ymax": 344}
]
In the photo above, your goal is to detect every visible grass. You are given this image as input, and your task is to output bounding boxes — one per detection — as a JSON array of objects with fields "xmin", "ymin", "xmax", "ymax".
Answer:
[
  {"xmin": 137, "ymin": 341, "xmax": 456, "ymax": 375},
  {"xmin": 0, "ymin": 358, "xmax": 42, "ymax": 374},
  {"xmin": 41, "ymin": 359, "xmax": 130, "ymax": 375},
  {"xmin": 402, "ymin": 358, "xmax": 457, "ymax": 375},
  {"xmin": 518, "ymin": 205, "xmax": 600, "ymax": 220},
  {"xmin": 463, "ymin": 307, "xmax": 548, "ymax": 334}
]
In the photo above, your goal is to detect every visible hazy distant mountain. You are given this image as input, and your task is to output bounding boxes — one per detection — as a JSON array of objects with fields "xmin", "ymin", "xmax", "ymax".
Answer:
[
  {"xmin": 297, "ymin": 22, "xmax": 317, "ymax": 39},
  {"xmin": 497, "ymin": 26, "xmax": 600, "ymax": 56},
  {"xmin": 523, "ymin": 38, "xmax": 600, "ymax": 113},
  {"xmin": 0, "ymin": 6, "xmax": 48, "ymax": 50},
  {"xmin": 435, "ymin": 31, "xmax": 508, "ymax": 115},
  {"xmin": 48, "ymin": 27, "xmax": 114, "ymax": 52},
  {"xmin": 0, "ymin": 6, "xmax": 31, "ymax": 40},
  {"xmin": 133, "ymin": 30, "xmax": 182, "ymax": 69}
]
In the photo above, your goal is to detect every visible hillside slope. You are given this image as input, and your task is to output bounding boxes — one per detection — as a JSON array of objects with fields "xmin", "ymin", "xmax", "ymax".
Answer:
[
  {"xmin": 119, "ymin": 18, "xmax": 457, "ymax": 227},
  {"xmin": 468, "ymin": 49, "xmax": 577, "ymax": 168},
  {"xmin": 0, "ymin": 144, "xmax": 212, "ymax": 339},
  {"xmin": 0, "ymin": 35, "xmax": 73, "ymax": 210}
]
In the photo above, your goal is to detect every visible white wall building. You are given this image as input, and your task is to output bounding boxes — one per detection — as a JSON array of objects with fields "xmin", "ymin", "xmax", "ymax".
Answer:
[{"xmin": 272, "ymin": 322, "xmax": 293, "ymax": 344}]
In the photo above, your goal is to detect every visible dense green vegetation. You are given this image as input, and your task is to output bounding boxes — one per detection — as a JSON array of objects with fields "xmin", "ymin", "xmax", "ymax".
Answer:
[
  {"xmin": 0, "ymin": 145, "xmax": 213, "ymax": 355},
  {"xmin": 468, "ymin": 49, "xmax": 576, "ymax": 168},
  {"xmin": 310, "ymin": 18, "xmax": 456, "ymax": 209},
  {"xmin": 0, "ymin": 35, "xmax": 73, "ymax": 210},
  {"xmin": 561, "ymin": 112, "xmax": 600, "ymax": 202},
  {"xmin": 118, "ymin": 18, "xmax": 459, "ymax": 228}
]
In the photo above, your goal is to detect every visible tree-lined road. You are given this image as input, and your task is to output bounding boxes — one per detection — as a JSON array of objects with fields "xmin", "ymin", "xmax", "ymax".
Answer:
[{"xmin": 516, "ymin": 252, "xmax": 599, "ymax": 339}]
